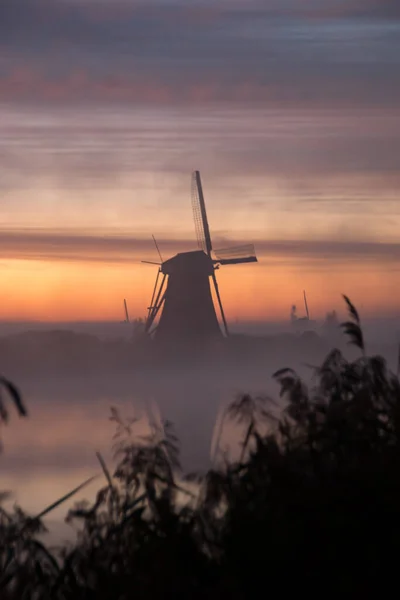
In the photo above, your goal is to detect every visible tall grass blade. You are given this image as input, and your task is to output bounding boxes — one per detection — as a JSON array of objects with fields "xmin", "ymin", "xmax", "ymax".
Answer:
[
  {"xmin": 341, "ymin": 321, "xmax": 365, "ymax": 352},
  {"xmin": 32, "ymin": 475, "xmax": 98, "ymax": 521},
  {"xmin": 96, "ymin": 451, "xmax": 113, "ymax": 488},
  {"xmin": 342, "ymin": 294, "xmax": 360, "ymax": 324}
]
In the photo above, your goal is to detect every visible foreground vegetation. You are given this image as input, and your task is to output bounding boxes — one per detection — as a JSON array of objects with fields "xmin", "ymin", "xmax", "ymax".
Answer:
[{"xmin": 1, "ymin": 296, "xmax": 400, "ymax": 597}]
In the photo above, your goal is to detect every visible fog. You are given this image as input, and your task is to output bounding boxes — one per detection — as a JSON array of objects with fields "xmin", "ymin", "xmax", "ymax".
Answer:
[{"xmin": 0, "ymin": 315, "xmax": 399, "ymax": 547}]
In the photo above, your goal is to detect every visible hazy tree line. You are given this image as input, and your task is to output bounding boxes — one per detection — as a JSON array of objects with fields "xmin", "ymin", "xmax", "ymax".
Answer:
[{"xmin": 1, "ymin": 296, "xmax": 399, "ymax": 598}]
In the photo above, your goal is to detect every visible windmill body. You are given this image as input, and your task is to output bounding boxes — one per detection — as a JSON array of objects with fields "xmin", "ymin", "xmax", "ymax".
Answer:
[
  {"xmin": 144, "ymin": 171, "xmax": 257, "ymax": 344},
  {"xmin": 156, "ymin": 250, "xmax": 221, "ymax": 342}
]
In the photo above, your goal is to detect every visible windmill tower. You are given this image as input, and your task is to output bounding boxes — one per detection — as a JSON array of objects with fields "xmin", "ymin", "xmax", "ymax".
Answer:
[{"xmin": 144, "ymin": 171, "xmax": 257, "ymax": 343}]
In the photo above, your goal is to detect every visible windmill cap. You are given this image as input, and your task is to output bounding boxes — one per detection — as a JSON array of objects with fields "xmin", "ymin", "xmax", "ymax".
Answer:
[{"xmin": 161, "ymin": 250, "xmax": 214, "ymax": 275}]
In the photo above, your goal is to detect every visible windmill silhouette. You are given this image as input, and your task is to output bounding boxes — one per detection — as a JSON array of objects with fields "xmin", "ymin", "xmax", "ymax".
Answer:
[{"xmin": 144, "ymin": 171, "xmax": 257, "ymax": 342}]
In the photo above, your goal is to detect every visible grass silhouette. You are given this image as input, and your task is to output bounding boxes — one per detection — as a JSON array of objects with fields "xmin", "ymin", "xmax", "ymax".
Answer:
[{"xmin": 1, "ymin": 295, "xmax": 400, "ymax": 597}]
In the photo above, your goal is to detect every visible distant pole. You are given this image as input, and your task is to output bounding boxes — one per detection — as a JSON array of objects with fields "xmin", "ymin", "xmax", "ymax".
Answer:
[
  {"xmin": 303, "ymin": 290, "xmax": 310, "ymax": 320},
  {"xmin": 124, "ymin": 299, "xmax": 130, "ymax": 323}
]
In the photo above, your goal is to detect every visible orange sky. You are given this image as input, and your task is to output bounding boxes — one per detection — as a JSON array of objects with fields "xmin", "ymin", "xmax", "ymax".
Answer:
[
  {"xmin": 1, "ymin": 253, "xmax": 399, "ymax": 322},
  {"xmin": 1, "ymin": 2, "xmax": 399, "ymax": 322}
]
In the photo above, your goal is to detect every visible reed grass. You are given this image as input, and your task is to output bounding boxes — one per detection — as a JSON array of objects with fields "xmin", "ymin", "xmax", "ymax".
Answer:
[{"xmin": 1, "ymin": 295, "xmax": 399, "ymax": 597}]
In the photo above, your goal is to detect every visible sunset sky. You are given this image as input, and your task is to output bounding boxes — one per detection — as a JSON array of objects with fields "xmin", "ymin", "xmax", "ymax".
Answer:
[{"xmin": 1, "ymin": 0, "xmax": 400, "ymax": 321}]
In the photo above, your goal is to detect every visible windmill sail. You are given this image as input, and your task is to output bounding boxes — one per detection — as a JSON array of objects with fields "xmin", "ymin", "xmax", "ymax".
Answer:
[
  {"xmin": 191, "ymin": 171, "xmax": 212, "ymax": 256},
  {"xmin": 214, "ymin": 244, "xmax": 257, "ymax": 265}
]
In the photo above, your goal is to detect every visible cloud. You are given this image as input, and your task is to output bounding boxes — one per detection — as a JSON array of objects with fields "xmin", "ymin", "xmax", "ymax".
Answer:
[
  {"xmin": 0, "ymin": 0, "xmax": 399, "ymax": 109},
  {"xmin": 0, "ymin": 70, "xmax": 279, "ymax": 106},
  {"xmin": 0, "ymin": 1, "xmax": 398, "ymax": 241},
  {"xmin": 1, "ymin": 227, "xmax": 400, "ymax": 265},
  {"xmin": 300, "ymin": 0, "xmax": 400, "ymax": 19},
  {"xmin": 1, "ymin": 105, "xmax": 399, "ymax": 198},
  {"xmin": 0, "ymin": 229, "xmax": 190, "ymax": 263}
]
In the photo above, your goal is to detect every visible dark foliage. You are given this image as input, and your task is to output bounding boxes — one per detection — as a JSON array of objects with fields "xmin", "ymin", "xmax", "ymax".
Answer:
[
  {"xmin": 2, "ymin": 297, "xmax": 400, "ymax": 597},
  {"xmin": 0, "ymin": 376, "xmax": 26, "ymax": 427}
]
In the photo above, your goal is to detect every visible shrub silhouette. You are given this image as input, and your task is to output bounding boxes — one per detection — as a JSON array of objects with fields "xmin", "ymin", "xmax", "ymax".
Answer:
[{"xmin": 2, "ymin": 295, "xmax": 400, "ymax": 597}]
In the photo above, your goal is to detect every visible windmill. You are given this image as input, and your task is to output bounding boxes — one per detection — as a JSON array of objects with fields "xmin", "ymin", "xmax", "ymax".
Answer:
[
  {"xmin": 290, "ymin": 290, "xmax": 317, "ymax": 332},
  {"xmin": 144, "ymin": 171, "xmax": 257, "ymax": 342}
]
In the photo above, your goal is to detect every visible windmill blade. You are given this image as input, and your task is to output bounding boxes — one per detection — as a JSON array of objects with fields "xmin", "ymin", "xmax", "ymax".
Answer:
[
  {"xmin": 216, "ymin": 256, "xmax": 257, "ymax": 265},
  {"xmin": 145, "ymin": 269, "xmax": 160, "ymax": 331},
  {"xmin": 145, "ymin": 272, "xmax": 166, "ymax": 333},
  {"xmin": 214, "ymin": 244, "xmax": 257, "ymax": 265},
  {"xmin": 191, "ymin": 170, "xmax": 212, "ymax": 256},
  {"xmin": 147, "ymin": 292, "xmax": 166, "ymax": 335},
  {"xmin": 148, "ymin": 269, "xmax": 160, "ymax": 318},
  {"xmin": 152, "ymin": 234, "xmax": 163, "ymax": 263},
  {"xmin": 211, "ymin": 272, "xmax": 229, "ymax": 336}
]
